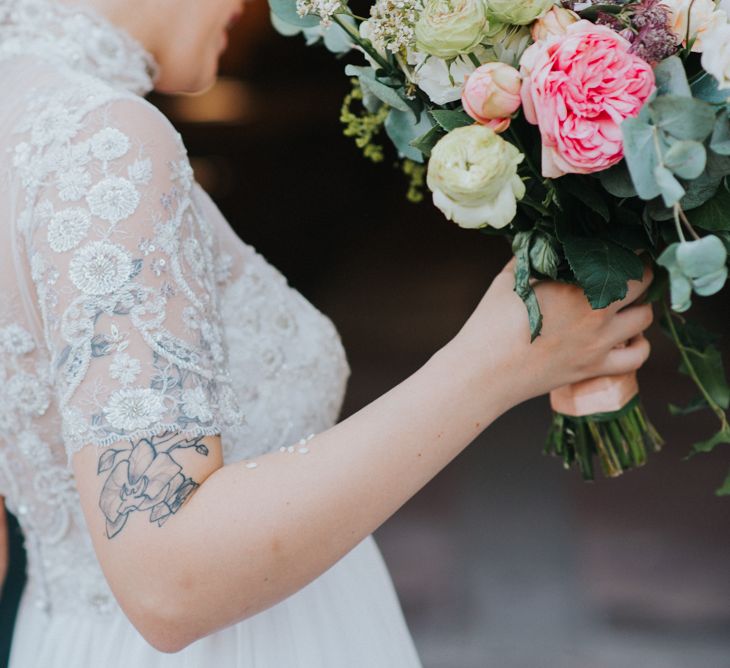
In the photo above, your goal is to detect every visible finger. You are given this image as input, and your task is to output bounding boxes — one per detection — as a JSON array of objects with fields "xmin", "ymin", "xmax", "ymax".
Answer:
[
  {"xmin": 611, "ymin": 261, "xmax": 654, "ymax": 312},
  {"xmin": 596, "ymin": 333, "xmax": 651, "ymax": 376},
  {"xmin": 605, "ymin": 303, "xmax": 654, "ymax": 347}
]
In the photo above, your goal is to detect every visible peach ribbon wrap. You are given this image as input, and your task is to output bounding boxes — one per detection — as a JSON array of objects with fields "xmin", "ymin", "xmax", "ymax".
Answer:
[{"xmin": 550, "ymin": 371, "xmax": 639, "ymax": 417}]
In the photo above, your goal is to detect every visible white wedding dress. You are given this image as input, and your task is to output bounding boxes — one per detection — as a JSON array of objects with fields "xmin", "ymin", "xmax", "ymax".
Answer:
[{"xmin": 0, "ymin": 1, "xmax": 423, "ymax": 665}]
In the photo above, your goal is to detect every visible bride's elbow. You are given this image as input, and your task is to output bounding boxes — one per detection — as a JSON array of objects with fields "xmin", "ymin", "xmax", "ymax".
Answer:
[{"xmin": 124, "ymin": 591, "xmax": 197, "ymax": 654}]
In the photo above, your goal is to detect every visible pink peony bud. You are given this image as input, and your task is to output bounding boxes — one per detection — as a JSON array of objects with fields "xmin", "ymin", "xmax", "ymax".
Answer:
[
  {"xmin": 461, "ymin": 62, "xmax": 522, "ymax": 132},
  {"xmin": 530, "ymin": 6, "xmax": 579, "ymax": 42}
]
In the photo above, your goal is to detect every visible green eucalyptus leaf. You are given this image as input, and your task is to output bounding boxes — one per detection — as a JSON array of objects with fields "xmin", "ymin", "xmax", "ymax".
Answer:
[
  {"xmin": 710, "ymin": 110, "xmax": 730, "ymax": 155},
  {"xmin": 429, "ymin": 110, "xmax": 473, "ymax": 132},
  {"xmin": 622, "ymin": 116, "xmax": 661, "ymax": 200},
  {"xmin": 385, "ymin": 108, "xmax": 432, "ymax": 162},
  {"xmin": 654, "ymin": 56, "xmax": 692, "ymax": 97},
  {"xmin": 268, "ymin": 0, "xmax": 320, "ymax": 27},
  {"xmin": 657, "ymin": 242, "xmax": 680, "ymax": 271},
  {"xmin": 654, "ymin": 164, "xmax": 685, "ymax": 206},
  {"xmin": 691, "ymin": 72, "xmax": 730, "ymax": 104},
  {"xmin": 676, "ymin": 235, "xmax": 727, "ymax": 276},
  {"xmin": 649, "ymin": 96, "xmax": 717, "ymax": 141},
  {"xmin": 664, "ymin": 140, "xmax": 707, "ymax": 179},
  {"xmin": 562, "ymin": 236, "xmax": 644, "ymax": 309},
  {"xmin": 344, "ymin": 65, "xmax": 411, "ymax": 114},
  {"xmin": 693, "ymin": 267, "xmax": 728, "ymax": 296},
  {"xmin": 669, "ymin": 270, "xmax": 693, "ymax": 312},
  {"xmin": 686, "ymin": 185, "xmax": 730, "ymax": 231}
]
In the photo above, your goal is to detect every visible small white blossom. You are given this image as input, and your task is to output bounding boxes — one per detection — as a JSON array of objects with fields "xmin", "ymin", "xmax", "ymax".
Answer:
[
  {"xmin": 367, "ymin": 0, "xmax": 423, "ymax": 54},
  {"xmin": 86, "ymin": 177, "xmax": 140, "ymax": 223},
  {"xmin": 47, "ymin": 208, "xmax": 91, "ymax": 253},
  {"xmin": 68, "ymin": 241, "xmax": 134, "ymax": 296},
  {"xmin": 109, "ymin": 352, "xmax": 142, "ymax": 386},
  {"xmin": 57, "ymin": 167, "xmax": 92, "ymax": 201},
  {"xmin": 90, "ymin": 128, "xmax": 131, "ymax": 162},
  {"xmin": 296, "ymin": 0, "xmax": 341, "ymax": 26},
  {"xmin": 103, "ymin": 387, "xmax": 166, "ymax": 431},
  {"xmin": 181, "ymin": 386, "xmax": 214, "ymax": 422},
  {"xmin": 0, "ymin": 323, "xmax": 35, "ymax": 356}
]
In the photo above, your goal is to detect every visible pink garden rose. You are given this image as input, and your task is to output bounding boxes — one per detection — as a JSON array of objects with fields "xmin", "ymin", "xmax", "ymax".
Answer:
[
  {"xmin": 462, "ymin": 62, "xmax": 522, "ymax": 133},
  {"xmin": 520, "ymin": 21, "xmax": 656, "ymax": 178}
]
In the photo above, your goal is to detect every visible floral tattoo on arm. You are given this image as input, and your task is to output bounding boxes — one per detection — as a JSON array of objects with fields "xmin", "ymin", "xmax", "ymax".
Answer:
[{"xmin": 97, "ymin": 432, "xmax": 210, "ymax": 539}]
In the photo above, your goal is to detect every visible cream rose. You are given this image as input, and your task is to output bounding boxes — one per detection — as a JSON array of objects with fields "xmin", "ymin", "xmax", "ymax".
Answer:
[
  {"xmin": 414, "ymin": 0, "xmax": 489, "ymax": 59},
  {"xmin": 426, "ymin": 125, "xmax": 525, "ymax": 229},
  {"xmin": 487, "ymin": 0, "xmax": 556, "ymax": 26}
]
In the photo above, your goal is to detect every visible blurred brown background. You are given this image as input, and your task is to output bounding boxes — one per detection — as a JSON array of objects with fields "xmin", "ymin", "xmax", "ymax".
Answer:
[{"xmin": 2, "ymin": 4, "xmax": 730, "ymax": 666}]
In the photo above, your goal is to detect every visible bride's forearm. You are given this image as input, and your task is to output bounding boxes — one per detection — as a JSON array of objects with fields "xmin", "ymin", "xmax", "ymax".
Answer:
[{"xmin": 160, "ymin": 341, "xmax": 516, "ymax": 649}]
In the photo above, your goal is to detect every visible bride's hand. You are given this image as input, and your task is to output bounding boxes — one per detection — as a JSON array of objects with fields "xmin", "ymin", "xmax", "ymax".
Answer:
[{"xmin": 450, "ymin": 256, "xmax": 654, "ymax": 406}]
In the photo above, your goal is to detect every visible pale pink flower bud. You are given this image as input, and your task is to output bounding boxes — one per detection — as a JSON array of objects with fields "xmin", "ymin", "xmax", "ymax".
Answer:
[
  {"xmin": 530, "ymin": 6, "xmax": 579, "ymax": 42},
  {"xmin": 461, "ymin": 62, "xmax": 522, "ymax": 132}
]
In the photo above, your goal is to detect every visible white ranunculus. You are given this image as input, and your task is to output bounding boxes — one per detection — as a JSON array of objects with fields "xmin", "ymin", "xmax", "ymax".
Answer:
[
  {"xmin": 487, "ymin": 0, "xmax": 556, "ymax": 26},
  {"xmin": 426, "ymin": 125, "xmax": 525, "ymax": 229},
  {"xmin": 415, "ymin": 0, "xmax": 489, "ymax": 59}
]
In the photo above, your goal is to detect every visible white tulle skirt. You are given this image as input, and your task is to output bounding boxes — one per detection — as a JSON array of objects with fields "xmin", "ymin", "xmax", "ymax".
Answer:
[{"xmin": 8, "ymin": 534, "xmax": 423, "ymax": 667}]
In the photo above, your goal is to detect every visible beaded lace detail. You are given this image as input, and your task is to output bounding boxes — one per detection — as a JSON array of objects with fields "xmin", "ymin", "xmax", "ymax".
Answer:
[{"xmin": 0, "ymin": 0, "xmax": 349, "ymax": 617}]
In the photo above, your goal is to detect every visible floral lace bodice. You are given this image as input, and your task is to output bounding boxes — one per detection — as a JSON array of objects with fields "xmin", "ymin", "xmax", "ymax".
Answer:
[{"xmin": 0, "ymin": 0, "xmax": 349, "ymax": 617}]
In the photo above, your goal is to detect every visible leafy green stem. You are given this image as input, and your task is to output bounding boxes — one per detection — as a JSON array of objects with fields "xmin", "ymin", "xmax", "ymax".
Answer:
[
  {"xmin": 662, "ymin": 300, "xmax": 730, "ymax": 428},
  {"xmin": 332, "ymin": 14, "xmax": 391, "ymax": 71}
]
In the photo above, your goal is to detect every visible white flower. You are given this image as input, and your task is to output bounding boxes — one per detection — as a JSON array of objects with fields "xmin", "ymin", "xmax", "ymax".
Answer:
[
  {"xmin": 47, "ymin": 208, "xmax": 91, "ymax": 253},
  {"xmin": 57, "ymin": 167, "xmax": 92, "ymax": 201},
  {"xmin": 662, "ymin": 0, "xmax": 727, "ymax": 52},
  {"xmin": 86, "ymin": 177, "xmax": 140, "ymax": 223},
  {"xmin": 8, "ymin": 372, "xmax": 51, "ymax": 416},
  {"xmin": 702, "ymin": 22, "xmax": 730, "ymax": 89},
  {"xmin": 181, "ymin": 386, "xmax": 214, "ymax": 422},
  {"xmin": 427, "ymin": 125, "xmax": 525, "ymax": 229},
  {"xmin": 0, "ymin": 323, "xmax": 35, "ymax": 355},
  {"xmin": 17, "ymin": 430, "xmax": 53, "ymax": 463},
  {"xmin": 90, "ymin": 128, "xmax": 130, "ymax": 162},
  {"xmin": 30, "ymin": 107, "xmax": 80, "ymax": 147},
  {"xmin": 409, "ymin": 51, "xmax": 479, "ymax": 104},
  {"xmin": 69, "ymin": 241, "xmax": 134, "ymax": 295},
  {"xmin": 109, "ymin": 352, "xmax": 142, "ymax": 386},
  {"xmin": 103, "ymin": 387, "xmax": 166, "ymax": 431}
]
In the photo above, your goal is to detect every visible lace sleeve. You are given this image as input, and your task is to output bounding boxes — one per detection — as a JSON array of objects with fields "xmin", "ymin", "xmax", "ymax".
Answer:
[{"xmin": 23, "ymin": 97, "xmax": 245, "ymax": 460}]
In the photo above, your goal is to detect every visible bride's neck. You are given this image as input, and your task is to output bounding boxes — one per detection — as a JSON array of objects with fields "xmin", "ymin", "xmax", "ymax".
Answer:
[{"xmin": 57, "ymin": 0, "xmax": 163, "ymax": 62}]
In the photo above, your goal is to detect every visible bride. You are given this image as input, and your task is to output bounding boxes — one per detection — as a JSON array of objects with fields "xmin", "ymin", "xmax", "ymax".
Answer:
[{"xmin": 0, "ymin": 0, "xmax": 654, "ymax": 665}]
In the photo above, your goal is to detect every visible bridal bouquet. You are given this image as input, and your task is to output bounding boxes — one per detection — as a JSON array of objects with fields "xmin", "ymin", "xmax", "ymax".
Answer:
[{"xmin": 270, "ymin": 0, "xmax": 730, "ymax": 493}]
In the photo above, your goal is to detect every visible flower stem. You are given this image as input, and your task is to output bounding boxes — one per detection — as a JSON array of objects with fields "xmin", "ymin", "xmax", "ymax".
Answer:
[{"xmin": 662, "ymin": 300, "xmax": 730, "ymax": 428}]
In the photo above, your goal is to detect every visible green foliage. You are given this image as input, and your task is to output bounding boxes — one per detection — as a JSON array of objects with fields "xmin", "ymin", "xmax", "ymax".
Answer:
[
  {"xmin": 344, "ymin": 65, "xmax": 411, "ymax": 114},
  {"xmin": 385, "ymin": 108, "xmax": 433, "ymax": 163},
  {"xmin": 512, "ymin": 232, "xmax": 543, "ymax": 341},
  {"xmin": 429, "ymin": 109, "xmax": 474, "ymax": 132},
  {"xmin": 409, "ymin": 126, "xmax": 443, "ymax": 158},
  {"xmin": 658, "ymin": 236, "xmax": 728, "ymax": 311},
  {"xmin": 687, "ymin": 185, "xmax": 730, "ymax": 231},
  {"xmin": 562, "ymin": 236, "xmax": 644, "ymax": 309},
  {"xmin": 401, "ymin": 159, "xmax": 426, "ymax": 203},
  {"xmin": 268, "ymin": 0, "xmax": 320, "ymax": 27},
  {"xmin": 529, "ymin": 233, "xmax": 560, "ymax": 279},
  {"xmin": 340, "ymin": 78, "xmax": 389, "ymax": 163}
]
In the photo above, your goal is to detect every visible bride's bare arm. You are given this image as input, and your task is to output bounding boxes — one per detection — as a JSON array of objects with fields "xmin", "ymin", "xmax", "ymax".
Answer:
[
  {"xmin": 0, "ymin": 497, "xmax": 7, "ymax": 596},
  {"xmin": 71, "ymin": 259, "xmax": 653, "ymax": 653}
]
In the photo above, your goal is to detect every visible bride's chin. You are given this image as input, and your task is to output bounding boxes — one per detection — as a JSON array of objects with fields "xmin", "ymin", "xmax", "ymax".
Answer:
[{"xmin": 153, "ymin": 62, "xmax": 219, "ymax": 96}]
